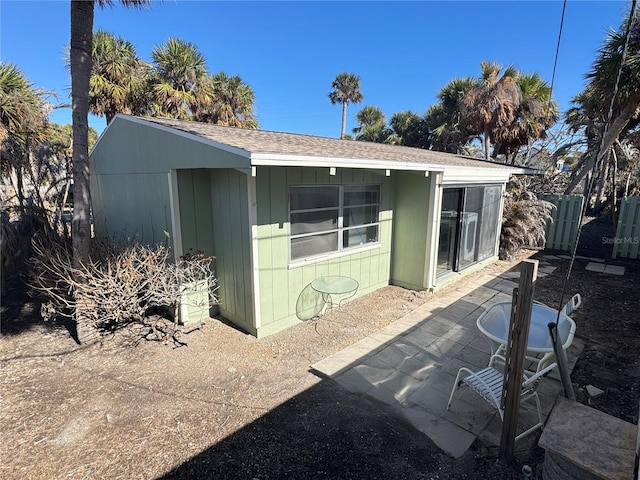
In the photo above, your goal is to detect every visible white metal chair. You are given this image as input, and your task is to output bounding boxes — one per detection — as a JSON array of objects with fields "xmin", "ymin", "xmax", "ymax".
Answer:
[
  {"xmin": 530, "ymin": 294, "xmax": 580, "ymax": 372},
  {"xmin": 447, "ymin": 354, "xmax": 557, "ymax": 441}
]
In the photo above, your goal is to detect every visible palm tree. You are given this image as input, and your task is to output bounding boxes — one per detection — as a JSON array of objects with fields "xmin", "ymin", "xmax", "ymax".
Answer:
[
  {"xmin": 70, "ymin": 0, "xmax": 149, "ymax": 345},
  {"xmin": 89, "ymin": 30, "xmax": 149, "ymax": 125},
  {"xmin": 149, "ymin": 37, "xmax": 208, "ymax": 120},
  {"xmin": 0, "ymin": 62, "xmax": 50, "ymax": 207},
  {"xmin": 353, "ymin": 105, "xmax": 387, "ymax": 142},
  {"xmin": 388, "ymin": 111, "xmax": 430, "ymax": 148},
  {"xmin": 565, "ymin": 7, "xmax": 640, "ymax": 194},
  {"xmin": 195, "ymin": 72, "xmax": 258, "ymax": 128},
  {"xmin": 424, "ymin": 77, "xmax": 477, "ymax": 153},
  {"xmin": 459, "ymin": 61, "xmax": 522, "ymax": 160},
  {"xmin": 354, "ymin": 105, "xmax": 385, "ymax": 130},
  {"xmin": 0, "ymin": 63, "xmax": 44, "ymax": 138},
  {"xmin": 328, "ymin": 72, "xmax": 364, "ymax": 139},
  {"xmin": 492, "ymin": 73, "xmax": 559, "ymax": 163}
]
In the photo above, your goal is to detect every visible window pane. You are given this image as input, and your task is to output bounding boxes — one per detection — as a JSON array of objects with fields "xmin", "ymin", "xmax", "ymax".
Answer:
[
  {"xmin": 344, "ymin": 206, "xmax": 378, "ymax": 227},
  {"xmin": 291, "ymin": 232, "xmax": 338, "ymax": 259},
  {"xmin": 344, "ymin": 185, "xmax": 380, "ymax": 206},
  {"xmin": 437, "ymin": 188, "xmax": 462, "ymax": 276},
  {"xmin": 290, "ymin": 186, "xmax": 339, "ymax": 211},
  {"xmin": 343, "ymin": 225, "xmax": 379, "ymax": 248},
  {"xmin": 291, "ymin": 209, "xmax": 338, "ymax": 235},
  {"xmin": 458, "ymin": 187, "xmax": 483, "ymax": 269},
  {"xmin": 478, "ymin": 186, "xmax": 501, "ymax": 261}
]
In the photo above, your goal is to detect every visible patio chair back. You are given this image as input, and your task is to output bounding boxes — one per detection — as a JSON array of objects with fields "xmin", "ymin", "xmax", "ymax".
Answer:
[
  {"xmin": 561, "ymin": 293, "xmax": 582, "ymax": 317},
  {"xmin": 447, "ymin": 354, "xmax": 557, "ymax": 441}
]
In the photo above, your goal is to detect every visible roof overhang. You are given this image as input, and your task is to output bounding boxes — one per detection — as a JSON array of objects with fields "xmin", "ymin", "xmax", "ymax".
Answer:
[
  {"xmin": 100, "ymin": 115, "xmax": 520, "ymax": 181},
  {"xmin": 249, "ymin": 152, "xmax": 445, "ymax": 173}
]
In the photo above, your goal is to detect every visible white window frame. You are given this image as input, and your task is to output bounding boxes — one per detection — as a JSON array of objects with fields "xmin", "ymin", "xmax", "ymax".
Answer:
[{"xmin": 289, "ymin": 184, "xmax": 381, "ymax": 263}]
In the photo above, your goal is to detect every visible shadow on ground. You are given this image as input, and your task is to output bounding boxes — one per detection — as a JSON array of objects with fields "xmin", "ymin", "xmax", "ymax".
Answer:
[
  {"xmin": 575, "ymin": 214, "xmax": 616, "ymax": 259},
  {"xmin": 157, "ymin": 379, "xmax": 521, "ymax": 480},
  {"xmin": 0, "ymin": 274, "xmax": 46, "ymax": 336}
]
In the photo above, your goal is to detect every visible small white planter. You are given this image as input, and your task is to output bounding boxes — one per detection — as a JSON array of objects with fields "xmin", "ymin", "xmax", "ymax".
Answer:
[{"xmin": 179, "ymin": 279, "xmax": 209, "ymax": 325}]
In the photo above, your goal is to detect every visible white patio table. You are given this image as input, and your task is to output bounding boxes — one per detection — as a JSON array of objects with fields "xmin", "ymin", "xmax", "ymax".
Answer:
[{"xmin": 476, "ymin": 301, "xmax": 576, "ymax": 373}]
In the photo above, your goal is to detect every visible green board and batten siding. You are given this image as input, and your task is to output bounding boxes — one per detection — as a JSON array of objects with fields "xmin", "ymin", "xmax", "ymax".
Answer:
[
  {"xmin": 91, "ymin": 117, "xmax": 250, "ymax": 246},
  {"xmin": 176, "ymin": 169, "xmax": 254, "ymax": 332},
  {"xmin": 254, "ymin": 166, "xmax": 395, "ymax": 337},
  {"xmin": 91, "ymin": 118, "xmax": 255, "ymax": 333},
  {"xmin": 390, "ymin": 171, "xmax": 431, "ymax": 290},
  {"xmin": 91, "ymin": 116, "xmax": 511, "ymax": 338},
  {"xmin": 91, "ymin": 118, "xmax": 249, "ymax": 175},
  {"xmin": 176, "ymin": 170, "xmax": 215, "ymax": 256},
  {"xmin": 92, "ymin": 171, "xmax": 173, "ymax": 245},
  {"xmin": 210, "ymin": 169, "xmax": 254, "ymax": 332}
]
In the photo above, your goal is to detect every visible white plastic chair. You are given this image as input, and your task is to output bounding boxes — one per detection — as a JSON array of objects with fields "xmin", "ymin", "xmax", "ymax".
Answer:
[
  {"xmin": 561, "ymin": 293, "xmax": 582, "ymax": 316},
  {"xmin": 447, "ymin": 354, "xmax": 557, "ymax": 441}
]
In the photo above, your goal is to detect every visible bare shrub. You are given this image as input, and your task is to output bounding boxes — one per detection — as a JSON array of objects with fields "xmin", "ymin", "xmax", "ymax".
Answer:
[
  {"xmin": 1, "ymin": 207, "xmax": 57, "ymax": 274},
  {"xmin": 29, "ymin": 238, "xmax": 218, "ymax": 343},
  {"xmin": 499, "ymin": 176, "xmax": 555, "ymax": 261}
]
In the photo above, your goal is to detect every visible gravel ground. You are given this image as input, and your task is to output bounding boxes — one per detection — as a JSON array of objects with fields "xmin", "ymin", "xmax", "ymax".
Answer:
[{"xmin": 1, "ymin": 231, "xmax": 637, "ymax": 479}]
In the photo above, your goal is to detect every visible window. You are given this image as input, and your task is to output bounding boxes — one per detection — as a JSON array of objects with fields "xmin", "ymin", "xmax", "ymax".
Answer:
[{"xmin": 289, "ymin": 185, "xmax": 380, "ymax": 261}]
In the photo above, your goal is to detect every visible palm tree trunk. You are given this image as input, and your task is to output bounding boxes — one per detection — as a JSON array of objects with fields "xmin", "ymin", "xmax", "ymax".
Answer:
[
  {"xmin": 483, "ymin": 125, "xmax": 491, "ymax": 160},
  {"xmin": 70, "ymin": 0, "xmax": 94, "ymax": 271},
  {"xmin": 565, "ymin": 99, "xmax": 640, "ymax": 193},
  {"xmin": 611, "ymin": 147, "xmax": 618, "ymax": 227},
  {"xmin": 341, "ymin": 101, "xmax": 347, "ymax": 139},
  {"xmin": 16, "ymin": 161, "xmax": 25, "ymax": 207},
  {"xmin": 593, "ymin": 156, "xmax": 609, "ymax": 211},
  {"xmin": 70, "ymin": 0, "xmax": 95, "ymax": 345}
]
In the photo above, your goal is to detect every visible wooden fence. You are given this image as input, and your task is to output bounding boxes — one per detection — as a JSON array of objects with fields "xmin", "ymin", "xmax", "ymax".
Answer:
[
  {"xmin": 613, "ymin": 196, "xmax": 640, "ymax": 260},
  {"xmin": 539, "ymin": 194, "xmax": 584, "ymax": 252}
]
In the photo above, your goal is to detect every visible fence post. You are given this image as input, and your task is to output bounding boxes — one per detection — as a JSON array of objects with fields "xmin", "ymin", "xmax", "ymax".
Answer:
[{"xmin": 499, "ymin": 259, "xmax": 538, "ymax": 462}]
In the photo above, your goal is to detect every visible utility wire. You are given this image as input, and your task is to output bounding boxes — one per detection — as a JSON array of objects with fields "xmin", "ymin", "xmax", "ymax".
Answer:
[
  {"xmin": 555, "ymin": 0, "xmax": 637, "ymax": 319},
  {"xmin": 543, "ymin": 0, "xmax": 636, "ymax": 401},
  {"xmin": 546, "ymin": 0, "xmax": 567, "ymax": 118}
]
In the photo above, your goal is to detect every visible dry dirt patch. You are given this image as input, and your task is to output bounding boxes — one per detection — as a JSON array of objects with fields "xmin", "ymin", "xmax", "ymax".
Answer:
[{"xmin": 1, "ymin": 248, "xmax": 638, "ymax": 479}]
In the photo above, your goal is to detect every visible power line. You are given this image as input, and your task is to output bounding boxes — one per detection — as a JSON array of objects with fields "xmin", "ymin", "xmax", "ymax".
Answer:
[
  {"xmin": 556, "ymin": 0, "xmax": 637, "ymax": 318},
  {"xmin": 547, "ymin": 0, "xmax": 567, "ymax": 119}
]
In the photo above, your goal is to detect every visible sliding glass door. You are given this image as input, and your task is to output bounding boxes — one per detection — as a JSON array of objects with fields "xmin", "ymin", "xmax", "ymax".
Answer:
[
  {"xmin": 436, "ymin": 185, "xmax": 502, "ymax": 277},
  {"xmin": 437, "ymin": 189, "xmax": 462, "ymax": 276}
]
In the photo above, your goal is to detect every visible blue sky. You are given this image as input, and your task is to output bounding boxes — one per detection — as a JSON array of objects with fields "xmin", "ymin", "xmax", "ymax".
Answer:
[{"xmin": 0, "ymin": 0, "xmax": 630, "ymax": 139}]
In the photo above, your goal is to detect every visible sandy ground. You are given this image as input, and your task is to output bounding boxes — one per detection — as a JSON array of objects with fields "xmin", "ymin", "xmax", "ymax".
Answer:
[{"xmin": 1, "ymin": 240, "xmax": 638, "ymax": 479}]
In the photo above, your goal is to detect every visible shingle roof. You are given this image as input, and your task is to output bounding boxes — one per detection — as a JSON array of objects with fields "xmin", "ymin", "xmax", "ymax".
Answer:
[{"xmin": 140, "ymin": 116, "xmax": 518, "ymax": 171}]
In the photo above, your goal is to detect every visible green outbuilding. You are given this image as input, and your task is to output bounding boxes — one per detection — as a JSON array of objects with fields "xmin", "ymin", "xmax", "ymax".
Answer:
[{"xmin": 90, "ymin": 115, "xmax": 526, "ymax": 337}]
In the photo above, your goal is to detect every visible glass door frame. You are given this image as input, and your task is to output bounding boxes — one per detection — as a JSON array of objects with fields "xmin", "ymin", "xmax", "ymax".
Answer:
[{"xmin": 436, "ymin": 184, "xmax": 502, "ymax": 278}]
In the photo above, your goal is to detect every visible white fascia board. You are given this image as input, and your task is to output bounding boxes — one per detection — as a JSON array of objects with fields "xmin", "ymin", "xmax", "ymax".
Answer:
[
  {"xmin": 511, "ymin": 166, "xmax": 543, "ymax": 175},
  {"xmin": 250, "ymin": 153, "xmax": 445, "ymax": 173},
  {"xmin": 441, "ymin": 166, "xmax": 512, "ymax": 185},
  {"xmin": 112, "ymin": 114, "xmax": 252, "ymax": 159}
]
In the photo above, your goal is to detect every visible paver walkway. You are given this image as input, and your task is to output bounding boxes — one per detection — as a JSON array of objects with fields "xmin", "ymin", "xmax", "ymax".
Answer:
[{"xmin": 311, "ymin": 261, "xmax": 583, "ymax": 459}]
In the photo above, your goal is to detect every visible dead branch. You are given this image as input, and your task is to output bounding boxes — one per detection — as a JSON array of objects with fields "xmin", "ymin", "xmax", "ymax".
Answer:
[{"xmin": 28, "ymin": 238, "xmax": 218, "ymax": 345}]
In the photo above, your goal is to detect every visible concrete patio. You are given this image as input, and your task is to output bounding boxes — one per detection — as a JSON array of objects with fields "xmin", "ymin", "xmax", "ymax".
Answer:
[{"xmin": 311, "ymin": 257, "xmax": 584, "ymax": 459}]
